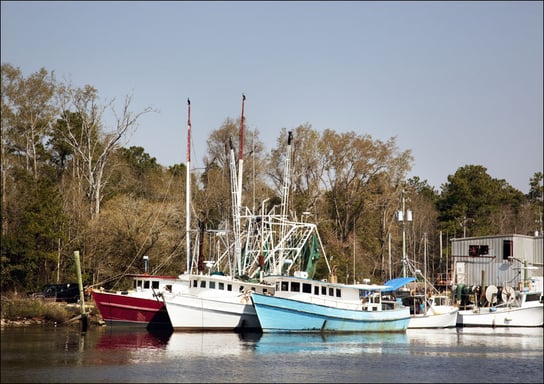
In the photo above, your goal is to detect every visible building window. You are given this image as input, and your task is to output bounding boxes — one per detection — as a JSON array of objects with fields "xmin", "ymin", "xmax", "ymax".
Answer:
[
  {"xmin": 503, "ymin": 240, "xmax": 513, "ymax": 260},
  {"xmin": 469, "ymin": 244, "xmax": 489, "ymax": 256}
]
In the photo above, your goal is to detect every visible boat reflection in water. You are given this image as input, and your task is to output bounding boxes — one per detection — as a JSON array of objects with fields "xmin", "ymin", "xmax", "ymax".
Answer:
[
  {"xmin": 97, "ymin": 329, "xmax": 414, "ymax": 356},
  {"xmin": 95, "ymin": 326, "xmax": 542, "ymax": 362},
  {"xmin": 165, "ymin": 331, "xmax": 263, "ymax": 356},
  {"xmin": 255, "ymin": 332, "xmax": 409, "ymax": 355},
  {"xmin": 96, "ymin": 328, "xmax": 172, "ymax": 350}
]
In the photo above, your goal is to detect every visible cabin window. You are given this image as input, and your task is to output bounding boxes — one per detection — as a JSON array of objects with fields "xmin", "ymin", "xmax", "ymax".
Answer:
[
  {"xmin": 227, "ymin": 284, "xmax": 232, "ymax": 292},
  {"xmin": 302, "ymin": 283, "xmax": 312, "ymax": 293},
  {"xmin": 218, "ymin": 282, "xmax": 224, "ymax": 290},
  {"xmin": 314, "ymin": 286, "xmax": 320, "ymax": 295},
  {"xmin": 192, "ymin": 280, "xmax": 197, "ymax": 288},
  {"xmin": 152, "ymin": 281, "xmax": 159, "ymax": 290},
  {"xmin": 336, "ymin": 288, "xmax": 341, "ymax": 298},
  {"xmin": 209, "ymin": 281, "xmax": 216, "ymax": 289},
  {"xmin": 200, "ymin": 280, "xmax": 206, "ymax": 288},
  {"xmin": 321, "ymin": 286, "xmax": 327, "ymax": 295},
  {"xmin": 144, "ymin": 281, "xmax": 150, "ymax": 289},
  {"xmin": 136, "ymin": 280, "xmax": 142, "ymax": 289},
  {"xmin": 281, "ymin": 281, "xmax": 289, "ymax": 291},
  {"xmin": 263, "ymin": 288, "xmax": 269, "ymax": 295},
  {"xmin": 291, "ymin": 282, "xmax": 300, "ymax": 292},
  {"xmin": 328, "ymin": 287, "xmax": 334, "ymax": 296},
  {"xmin": 503, "ymin": 240, "xmax": 513, "ymax": 260},
  {"xmin": 165, "ymin": 285, "xmax": 172, "ymax": 292},
  {"xmin": 526, "ymin": 293, "xmax": 540, "ymax": 302},
  {"xmin": 239, "ymin": 286, "xmax": 245, "ymax": 292}
]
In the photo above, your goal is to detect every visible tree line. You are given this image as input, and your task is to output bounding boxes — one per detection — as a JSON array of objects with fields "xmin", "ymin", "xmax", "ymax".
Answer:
[{"xmin": 1, "ymin": 64, "xmax": 542, "ymax": 294}]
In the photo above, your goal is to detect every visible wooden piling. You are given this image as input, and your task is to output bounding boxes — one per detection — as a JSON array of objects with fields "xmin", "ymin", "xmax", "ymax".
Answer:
[{"xmin": 74, "ymin": 251, "xmax": 88, "ymax": 333}]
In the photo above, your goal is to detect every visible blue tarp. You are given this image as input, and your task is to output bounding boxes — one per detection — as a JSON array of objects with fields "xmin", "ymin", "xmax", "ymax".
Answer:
[{"xmin": 382, "ymin": 277, "xmax": 416, "ymax": 292}]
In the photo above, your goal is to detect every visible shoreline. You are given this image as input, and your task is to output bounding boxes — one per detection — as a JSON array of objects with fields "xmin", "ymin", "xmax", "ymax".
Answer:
[{"xmin": 1, "ymin": 300, "xmax": 105, "ymax": 329}]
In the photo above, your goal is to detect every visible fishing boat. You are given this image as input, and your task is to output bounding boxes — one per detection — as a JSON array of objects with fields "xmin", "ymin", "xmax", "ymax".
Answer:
[
  {"xmin": 91, "ymin": 273, "xmax": 183, "ymax": 330},
  {"xmin": 162, "ymin": 273, "xmax": 273, "ymax": 331},
  {"xmin": 162, "ymin": 95, "xmax": 277, "ymax": 331},
  {"xmin": 456, "ymin": 282, "xmax": 543, "ymax": 327},
  {"xmin": 164, "ymin": 106, "xmax": 342, "ymax": 331},
  {"xmin": 250, "ymin": 274, "xmax": 411, "ymax": 333},
  {"xmin": 382, "ymin": 278, "xmax": 458, "ymax": 329},
  {"xmin": 382, "ymin": 232, "xmax": 458, "ymax": 329}
]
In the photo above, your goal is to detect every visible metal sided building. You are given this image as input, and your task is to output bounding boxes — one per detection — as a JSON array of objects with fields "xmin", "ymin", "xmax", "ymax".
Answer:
[{"xmin": 451, "ymin": 234, "xmax": 543, "ymax": 290}]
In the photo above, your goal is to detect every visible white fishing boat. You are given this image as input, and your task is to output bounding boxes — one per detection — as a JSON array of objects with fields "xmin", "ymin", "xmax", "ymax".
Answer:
[
  {"xmin": 456, "ymin": 283, "xmax": 543, "ymax": 327},
  {"xmin": 404, "ymin": 293, "xmax": 459, "ymax": 329},
  {"xmin": 382, "ymin": 233, "xmax": 459, "ymax": 329},
  {"xmin": 164, "ymin": 99, "xmax": 327, "ymax": 331},
  {"xmin": 250, "ymin": 274, "xmax": 411, "ymax": 333},
  {"xmin": 163, "ymin": 96, "xmax": 276, "ymax": 331},
  {"xmin": 163, "ymin": 273, "xmax": 273, "ymax": 331}
]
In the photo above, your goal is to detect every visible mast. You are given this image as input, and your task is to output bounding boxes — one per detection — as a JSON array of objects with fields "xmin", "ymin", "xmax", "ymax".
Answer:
[
  {"xmin": 277, "ymin": 131, "xmax": 293, "ymax": 274},
  {"xmin": 228, "ymin": 137, "xmax": 241, "ymax": 276},
  {"xmin": 424, "ymin": 232, "xmax": 428, "ymax": 312},
  {"xmin": 186, "ymin": 98, "xmax": 191, "ymax": 273},
  {"xmin": 237, "ymin": 94, "xmax": 246, "ymax": 210}
]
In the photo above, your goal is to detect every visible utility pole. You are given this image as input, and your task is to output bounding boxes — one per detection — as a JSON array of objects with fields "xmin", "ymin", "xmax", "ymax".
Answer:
[{"xmin": 397, "ymin": 189, "xmax": 412, "ymax": 278}]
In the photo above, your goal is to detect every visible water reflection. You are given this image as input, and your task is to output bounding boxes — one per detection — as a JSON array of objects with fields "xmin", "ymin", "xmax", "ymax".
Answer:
[
  {"xmin": 255, "ymin": 332, "xmax": 409, "ymax": 355},
  {"xmin": 165, "ymin": 331, "xmax": 262, "ymax": 356},
  {"xmin": 96, "ymin": 328, "xmax": 172, "ymax": 350},
  {"xmin": 2, "ymin": 326, "xmax": 542, "ymax": 383}
]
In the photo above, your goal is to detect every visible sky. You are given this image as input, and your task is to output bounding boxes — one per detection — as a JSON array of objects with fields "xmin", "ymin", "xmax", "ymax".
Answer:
[{"xmin": 1, "ymin": 1, "xmax": 542, "ymax": 193}]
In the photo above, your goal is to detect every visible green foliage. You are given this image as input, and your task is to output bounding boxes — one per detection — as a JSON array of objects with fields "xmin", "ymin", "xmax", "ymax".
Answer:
[
  {"xmin": 437, "ymin": 165, "xmax": 529, "ymax": 237},
  {"xmin": 1, "ymin": 168, "xmax": 66, "ymax": 292},
  {"xmin": 1, "ymin": 62, "xmax": 540, "ymax": 296}
]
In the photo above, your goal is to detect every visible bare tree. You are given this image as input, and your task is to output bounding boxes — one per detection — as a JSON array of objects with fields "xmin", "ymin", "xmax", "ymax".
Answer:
[{"xmin": 55, "ymin": 84, "xmax": 153, "ymax": 219}]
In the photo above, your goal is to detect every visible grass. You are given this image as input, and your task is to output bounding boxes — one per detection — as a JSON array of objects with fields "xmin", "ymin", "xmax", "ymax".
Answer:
[{"xmin": 1, "ymin": 295, "xmax": 84, "ymax": 324}]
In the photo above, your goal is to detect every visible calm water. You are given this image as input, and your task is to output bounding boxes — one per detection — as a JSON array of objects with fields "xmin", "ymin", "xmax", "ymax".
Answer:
[{"xmin": 1, "ymin": 326, "xmax": 543, "ymax": 383}]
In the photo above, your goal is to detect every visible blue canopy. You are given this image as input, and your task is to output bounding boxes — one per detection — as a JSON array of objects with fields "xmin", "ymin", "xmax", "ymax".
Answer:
[{"xmin": 382, "ymin": 277, "xmax": 416, "ymax": 292}]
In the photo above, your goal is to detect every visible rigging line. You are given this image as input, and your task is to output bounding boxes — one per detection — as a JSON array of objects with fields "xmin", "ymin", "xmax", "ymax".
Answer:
[{"xmin": 117, "ymin": 165, "xmax": 178, "ymax": 278}]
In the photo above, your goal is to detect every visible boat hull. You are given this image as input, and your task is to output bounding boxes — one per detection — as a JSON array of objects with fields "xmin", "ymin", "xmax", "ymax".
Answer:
[
  {"xmin": 408, "ymin": 308, "xmax": 459, "ymax": 329},
  {"xmin": 457, "ymin": 304, "xmax": 543, "ymax": 327},
  {"xmin": 251, "ymin": 292, "xmax": 411, "ymax": 333},
  {"xmin": 91, "ymin": 289, "xmax": 171, "ymax": 330},
  {"xmin": 164, "ymin": 294, "xmax": 261, "ymax": 332}
]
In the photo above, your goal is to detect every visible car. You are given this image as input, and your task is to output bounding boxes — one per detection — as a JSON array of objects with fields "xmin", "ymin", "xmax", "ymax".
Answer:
[{"xmin": 33, "ymin": 283, "xmax": 81, "ymax": 303}]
